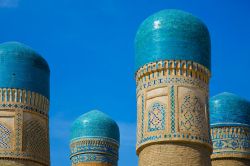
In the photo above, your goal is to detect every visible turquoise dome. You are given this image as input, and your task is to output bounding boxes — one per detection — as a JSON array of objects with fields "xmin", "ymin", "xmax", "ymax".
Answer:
[
  {"xmin": 210, "ymin": 92, "xmax": 250, "ymax": 127},
  {"xmin": 0, "ymin": 42, "xmax": 50, "ymax": 98},
  {"xmin": 71, "ymin": 110, "xmax": 120, "ymax": 143},
  {"xmin": 135, "ymin": 9, "xmax": 211, "ymax": 71}
]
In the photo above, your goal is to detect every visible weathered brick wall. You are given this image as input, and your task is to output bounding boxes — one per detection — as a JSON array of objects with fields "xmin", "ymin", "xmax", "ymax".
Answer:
[
  {"xmin": 212, "ymin": 159, "xmax": 250, "ymax": 166},
  {"xmin": 0, "ymin": 160, "xmax": 45, "ymax": 166},
  {"xmin": 139, "ymin": 143, "xmax": 211, "ymax": 166}
]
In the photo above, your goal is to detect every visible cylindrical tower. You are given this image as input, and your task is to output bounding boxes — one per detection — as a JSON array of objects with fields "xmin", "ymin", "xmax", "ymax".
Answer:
[
  {"xmin": 0, "ymin": 42, "xmax": 50, "ymax": 166},
  {"xmin": 70, "ymin": 110, "xmax": 120, "ymax": 166},
  {"xmin": 210, "ymin": 92, "xmax": 250, "ymax": 166},
  {"xmin": 135, "ymin": 9, "xmax": 212, "ymax": 166}
]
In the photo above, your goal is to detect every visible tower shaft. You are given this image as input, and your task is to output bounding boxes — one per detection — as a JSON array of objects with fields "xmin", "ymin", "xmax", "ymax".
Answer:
[
  {"xmin": 0, "ymin": 88, "xmax": 50, "ymax": 166},
  {"xmin": 136, "ymin": 60, "xmax": 212, "ymax": 166}
]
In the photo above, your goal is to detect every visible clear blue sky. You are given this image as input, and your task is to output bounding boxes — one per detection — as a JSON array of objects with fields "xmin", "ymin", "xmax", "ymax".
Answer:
[{"xmin": 0, "ymin": 0, "xmax": 250, "ymax": 165}]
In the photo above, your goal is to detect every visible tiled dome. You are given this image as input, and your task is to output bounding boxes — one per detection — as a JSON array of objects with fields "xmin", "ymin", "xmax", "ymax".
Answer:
[
  {"xmin": 0, "ymin": 41, "xmax": 50, "ymax": 98},
  {"xmin": 135, "ymin": 9, "xmax": 211, "ymax": 71},
  {"xmin": 210, "ymin": 92, "xmax": 250, "ymax": 127},
  {"xmin": 70, "ymin": 110, "xmax": 120, "ymax": 143}
]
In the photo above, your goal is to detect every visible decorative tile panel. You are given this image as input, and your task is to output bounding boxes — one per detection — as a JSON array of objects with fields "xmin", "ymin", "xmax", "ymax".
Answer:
[
  {"xmin": 0, "ymin": 88, "xmax": 49, "ymax": 117},
  {"xmin": 71, "ymin": 154, "xmax": 116, "ymax": 165},
  {"xmin": 179, "ymin": 91, "xmax": 206, "ymax": 135},
  {"xmin": 148, "ymin": 102, "xmax": 166, "ymax": 132},
  {"xmin": 70, "ymin": 138, "xmax": 119, "ymax": 166},
  {"xmin": 0, "ymin": 124, "xmax": 12, "ymax": 149},
  {"xmin": 23, "ymin": 113, "xmax": 50, "ymax": 164},
  {"xmin": 0, "ymin": 89, "xmax": 50, "ymax": 166},
  {"xmin": 170, "ymin": 86, "xmax": 176, "ymax": 133},
  {"xmin": 211, "ymin": 126, "xmax": 250, "ymax": 159}
]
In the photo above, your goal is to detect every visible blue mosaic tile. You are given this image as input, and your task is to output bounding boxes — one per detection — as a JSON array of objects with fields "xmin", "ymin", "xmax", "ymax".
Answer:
[
  {"xmin": 148, "ymin": 102, "xmax": 166, "ymax": 132},
  {"xmin": 211, "ymin": 127, "xmax": 250, "ymax": 156},
  {"xmin": 70, "ymin": 110, "xmax": 120, "ymax": 143},
  {"xmin": 135, "ymin": 9, "xmax": 211, "ymax": 71},
  {"xmin": 170, "ymin": 86, "xmax": 176, "ymax": 133},
  {"xmin": 210, "ymin": 92, "xmax": 250, "ymax": 127},
  {"xmin": 71, "ymin": 153, "xmax": 117, "ymax": 165},
  {"xmin": 0, "ymin": 42, "xmax": 50, "ymax": 98}
]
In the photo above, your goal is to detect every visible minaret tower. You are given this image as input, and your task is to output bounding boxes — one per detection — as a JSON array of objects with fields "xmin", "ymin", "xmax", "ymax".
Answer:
[
  {"xmin": 210, "ymin": 92, "xmax": 250, "ymax": 166},
  {"xmin": 135, "ymin": 9, "xmax": 212, "ymax": 165},
  {"xmin": 70, "ymin": 110, "xmax": 120, "ymax": 166},
  {"xmin": 0, "ymin": 42, "xmax": 50, "ymax": 166}
]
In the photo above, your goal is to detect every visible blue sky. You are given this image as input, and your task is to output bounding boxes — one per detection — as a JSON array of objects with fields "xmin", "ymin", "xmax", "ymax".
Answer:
[{"xmin": 0, "ymin": 0, "xmax": 250, "ymax": 165}]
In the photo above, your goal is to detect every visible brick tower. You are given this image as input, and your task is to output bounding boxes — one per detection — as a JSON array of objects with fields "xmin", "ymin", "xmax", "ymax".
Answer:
[
  {"xmin": 0, "ymin": 42, "xmax": 50, "ymax": 166},
  {"xmin": 70, "ymin": 110, "xmax": 120, "ymax": 166},
  {"xmin": 210, "ymin": 92, "xmax": 250, "ymax": 166},
  {"xmin": 135, "ymin": 9, "xmax": 212, "ymax": 166}
]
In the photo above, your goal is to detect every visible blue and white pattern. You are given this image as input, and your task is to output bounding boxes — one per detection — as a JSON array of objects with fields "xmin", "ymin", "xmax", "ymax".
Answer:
[
  {"xmin": 211, "ymin": 126, "xmax": 250, "ymax": 157},
  {"xmin": 170, "ymin": 86, "xmax": 176, "ymax": 133},
  {"xmin": 0, "ymin": 124, "xmax": 12, "ymax": 149},
  {"xmin": 148, "ymin": 102, "xmax": 166, "ymax": 132},
  {"xmin": 71, "ymin": 154, "xmax": 117, "ymax": 165}
]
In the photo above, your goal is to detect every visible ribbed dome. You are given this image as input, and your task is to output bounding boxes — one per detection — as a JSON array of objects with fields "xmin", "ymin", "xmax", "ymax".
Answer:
[
  {"xmin": 210, "ymin": 92, "xmax": 250, "ymax": 127},
  {"xmin": 135, "ymin": 9, "xmax": 211, "ymax": 71},
  {"xmin": 71, "ymin": 110, "xmax": 120, "ymax": 143},
  {"xmin": 0, "ymin": 42, "xmax": 50, "ymax": 98}
]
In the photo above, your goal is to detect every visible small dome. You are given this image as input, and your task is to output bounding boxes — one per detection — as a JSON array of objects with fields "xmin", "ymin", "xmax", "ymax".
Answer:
[
  {"xmin": 210, "ymin": 92, "xmax": 250, "ymax": 127},
  {"xmin": 0, "ymin": 42, "xmax": 50, "ymax": 98},
  {"xmin": 135, "ymin": 9, "xmax": 211, "ymax": 71},
  {"xmin": 70, "ymin": 110, "xmax": 120, "ymax": 143}
]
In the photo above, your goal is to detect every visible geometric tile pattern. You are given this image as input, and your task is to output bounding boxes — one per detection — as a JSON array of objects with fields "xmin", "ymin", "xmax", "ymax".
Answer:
[
  {"xmin": 15, "ymin": 110, "xmax": 22, "ymax": 151},
  {"xmin": 0, "ymin": 103, "xmax": 48, "ymax": 117},
  {"xmin": 135, "ymin": 61, "xmax": 211, "ymax": 154},
  {"xmin": 170, "ymin": 86, "xmax": 175, "ymax": 133},
  {"xmin": 141, "ymin": 95, "xmax": 145, "ymax": 142},
  {"xmin": 135, "ymin": 60, "xmax": 210, "ymax": 84},
  {"xmin": 211, "ymin": 126, "xmax": 250, "ymax": 159},
  {"xmin": 0, "ymin": 88, "xmax": 50, "ymax": 166},
  {"xmin": 0, "ymin": 124, "xmax": 12, "ymax": 149},
  {"xmin": 148, "ymin": 102, "xmax": 166, "ymax": 132},
  {"xmin": 0, "ymin": 88, "xmax": 49, "ymax": 117},
  {"xmin": 70, "ymin": 138, "xmax": 119, "ymax": 166},
  {"xmin": 23, "ymin": 118, "xmax": 49, "ymax": 163},
  {"xmin": 135, "ymin": 61, "xmax": 210, "ymax": 97},
  {"xmin": 71, "ymin": 154, "xmax": 116, "ymax": 165},
  {"xmin": 180, "ymin": 92, "xmax": 205, "ymax": 135}
]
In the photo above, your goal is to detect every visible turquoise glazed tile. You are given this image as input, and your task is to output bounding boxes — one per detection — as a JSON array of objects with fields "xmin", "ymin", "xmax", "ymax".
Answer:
[
  {"xmin": 70, "ymin": 110, "xmax": 120, "ymax": 143},
  {"xmin": 0, "ymin": 42, "xmax": 50, "ymax": 98},
  {"xmin": 210, "ymin": 92, "xmax": 250, "ymax": 127},
  {"xmin": 135, "ymin": 9, "xmax": 211, "ymax": 71}
]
